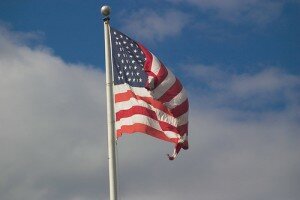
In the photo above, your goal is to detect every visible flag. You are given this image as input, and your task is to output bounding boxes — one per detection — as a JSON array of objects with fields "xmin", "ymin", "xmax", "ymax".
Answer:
[{"xmin": 110, "ymin": 27, "xmax": 189, "ymax": 160}]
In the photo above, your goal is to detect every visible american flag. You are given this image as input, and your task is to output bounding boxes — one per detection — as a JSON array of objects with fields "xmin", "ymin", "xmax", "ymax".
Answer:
[{"xmin": 110, "ymin": 27, "xmax": 189, "ymax": 160}]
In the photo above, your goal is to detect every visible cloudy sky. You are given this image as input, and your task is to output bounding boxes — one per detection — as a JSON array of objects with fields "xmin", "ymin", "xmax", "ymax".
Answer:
[{"xmin": 0, "ymin": 0, "xmax": 299, "ymax": 200}]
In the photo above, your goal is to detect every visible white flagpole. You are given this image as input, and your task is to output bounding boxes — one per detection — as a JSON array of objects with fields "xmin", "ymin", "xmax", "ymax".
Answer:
[{"xmin": 101, "ymin": 5, "xmax": 118, "ymax": 200}]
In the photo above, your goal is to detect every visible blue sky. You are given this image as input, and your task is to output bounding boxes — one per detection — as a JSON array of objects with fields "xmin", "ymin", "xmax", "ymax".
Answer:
[
  {"xmin": 1, "ymin": 0, "xmax": 299, "ymax": 73},
  {"xmin": 0, "ymin": 1, "xmax": 299, "ymax": 200}
]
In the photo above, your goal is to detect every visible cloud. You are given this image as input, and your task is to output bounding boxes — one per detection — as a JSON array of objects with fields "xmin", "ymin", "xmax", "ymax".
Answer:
[
  {"xmin": 186, "ymin": 65, "xmax": 300, "ymax": 112},
  {"xmin": 1, "ymin": 25, "xmax": 299, "ymax": 200},
  {"xmin": 117, "ymin": 104, "xmax": 300, "ymax": 200},
  {"xmin": 0, "ymin": 25, "xmax": 108, "ymax": 200},
  {"xmin": 115, "ymin": 65, "xmax": 300, "ymax": 200},
  {"xmin": 0, "ymin": 21, "xmax": 45, "ymax": 47},
  {"xmin": 230, "ymin": 68, "xmax": 299, "ymax": 96},
  {"xmin": 120, "ymin": 9, "xmax": 189, "ymax": 41},
  {"xmin": 168, "ymin": 0, "xmax": 286, "ymax": 25}
]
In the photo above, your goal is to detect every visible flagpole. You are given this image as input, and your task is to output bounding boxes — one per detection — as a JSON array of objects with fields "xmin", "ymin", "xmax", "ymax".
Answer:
[{"xmin": 101, "ymin": 5, "xmax": 118, "ymax": 200}]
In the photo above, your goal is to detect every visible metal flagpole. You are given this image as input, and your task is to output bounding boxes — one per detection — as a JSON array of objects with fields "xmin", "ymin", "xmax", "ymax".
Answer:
[{"xmin": 101, "ymin": 5, "xmax": 118, "ymax": 200}]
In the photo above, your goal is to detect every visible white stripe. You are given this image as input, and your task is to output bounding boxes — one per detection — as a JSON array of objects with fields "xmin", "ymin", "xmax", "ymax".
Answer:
[
  {"xmin": 151, "ymin": 68, "xmax": 176, "ymax": 99},
  {"xmin": 147, "ymin": 75, "xmax": 155, "ymax": 90},
  {"xmin": 115, "ymin": 115, "xmax": 180, "ymax": 139},
  {"xmin": 150, "ymin": 53, "xmax": 161, "ymax": 75},
  {"xmin": 164, "ymin": 88, "xmax": 187, "ymax": 109},
  {"xmin": 165, "ymin": 131, "xmax": 180, "ymax": 139},
  {"xmin": 116, "ymin": 114, "xmax": 161, "ymax": 130},
  {"xmin": 113, "ymin": 83, "xmax": 150, "ymax": 97},
  {"xmin": 177, "ymin": 112, "xmax": 189, "ymax": 126},
  {"xmin": 115, "ymin": 98, "xmax": 186, "ymax": 127}
]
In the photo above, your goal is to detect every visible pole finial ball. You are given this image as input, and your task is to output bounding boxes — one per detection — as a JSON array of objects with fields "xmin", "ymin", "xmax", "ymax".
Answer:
[{"xmin": 101, "ymin": 5, "xmax": 111, "ymax": 16}]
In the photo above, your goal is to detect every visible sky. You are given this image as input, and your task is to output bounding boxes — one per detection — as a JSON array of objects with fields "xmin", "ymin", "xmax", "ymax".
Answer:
[{"xmin": 0, "ymin": 0, "xmax": 299, "ymax": 200}]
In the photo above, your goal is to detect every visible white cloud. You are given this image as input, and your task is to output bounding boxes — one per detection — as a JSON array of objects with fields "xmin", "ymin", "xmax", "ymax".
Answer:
[
  {"xmin": 115, "ymin": 64, "xmax": 300, "ymax": 200},
  {"xmin": 230, "ymin": 68, "xmax": 299, "ymax": 96},
  {"xmin": 168, "ymin": 0, "xmax": 286, "ymax": 24},
  {"xmin": 117, "ymin": 105, "xmax": 300, "ymax": 200},
  {"xmin": 120, "ymin": 9, "xmax": 189, "ymax": 41},
  {"xmin": 186, "ymin": 65, "xmax": 300, "ymax": 112},
  {"xmin": 0, "ymin": 25, "xmax": 108, "ymax": 200},
  {"xmin": 0, "ymin": 26, "xmax": 299, "ymax": 200}
]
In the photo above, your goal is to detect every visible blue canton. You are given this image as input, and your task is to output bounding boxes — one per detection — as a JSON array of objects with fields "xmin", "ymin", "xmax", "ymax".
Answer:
[{"xmin": 110, "ymin": 27, "xmax": 147, "ymax": 87}]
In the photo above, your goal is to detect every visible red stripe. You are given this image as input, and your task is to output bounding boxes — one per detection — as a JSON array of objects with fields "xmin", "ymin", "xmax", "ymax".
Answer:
[
  {"xmin": 116, "ymin": 123, "xmax": 178, "ymax": 143},
  {"xmin": 178, "ymin": 123, "xmax": 189, "ymax": 149},
  {"xmin": 178, "ymin": 123, "xmax": 188, "ymax": 135},
  {"xmin": 116, "ymin": 106, "xmax": 180, "ymax": 134},
  {"xmin": 115, "ymin": 90, "xmax": 172, "ymax": 115},
  {"xmin": 138, "ymin": 43, "xmax": 169, "ymax": 91},
  {"xmin": 178, "ymin": 123, "xmax": 189, "ymax": 150},
  {"xmin": 152, "ymin": 62, "xmax": 168, "ymax": 90},
  {"xmin": 170, "ymin": 99, "xmax": 189, "ymax": 118},
  {"xmin": 138, "ymin": 43, "xmax": 152, "ymax": 72},
  {"xmin": 114, "ymin": 90, "xmax": 189, "ymax": 133},
  {"xmin": 158, "ymin": 78, "xmax": 183, "ymax": 103},
  {"xmin": 138, "ymin": 43, "xmax": 153, "ymax": 90},
  {"xmin": 167, "ymin": 123, "xmax": 189, "ymax": 160}
]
